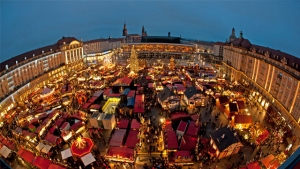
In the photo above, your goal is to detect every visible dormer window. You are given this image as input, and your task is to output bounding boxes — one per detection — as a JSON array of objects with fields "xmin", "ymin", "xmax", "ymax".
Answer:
[
  {"xmin": 296, "ymin": 64, "xmax": 299, "ymax": 69},
  {"xmin": 292, "ymin": 63, "xmax": 295, "ymax": 67},
  {"xmin": 16, "ymin": 61, "xmax": 18, "ymax": 65},
  {"xmin": 5, "ymin": 65, "xmax": 8, "ymax": 70}
]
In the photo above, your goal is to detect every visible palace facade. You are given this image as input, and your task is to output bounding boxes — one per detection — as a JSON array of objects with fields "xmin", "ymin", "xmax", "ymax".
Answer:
[
  {"xmin": 0, "ymin": 37, "xmax": 84, "ymax": 113},
  {"xmin": 221, "ymin": 31, "xmax": 300, "ymax": 137}
]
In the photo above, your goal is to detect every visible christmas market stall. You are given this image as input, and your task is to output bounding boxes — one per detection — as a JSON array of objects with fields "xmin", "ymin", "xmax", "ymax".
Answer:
[
  {"xmin": 260, "ymin": 154, "xmax": 280, "ymax": 169},
  {"xmin": 125, "ymin": 130, "xmax": 140, "ymax": 148},
  {"xmin": 186, "ymin": 121, "xmax": 200, "ymax": 137},
  {"xmin": 210, "ymin": 127, "xmax": 243, "ymax": 159},
  {"xmin": 246, "ymin": 161, "xmax": 261, "ymax": 169},
  {"xmin": 71, "ymin": 137, "xmax": 94, "ymax": 157},
  {"xmin": 231, "ymin": 114, "xmax": 253, "ymax": 130},
  {"xmin": 117, "ymin": 119, "xmax": 130, "ymax": 129},
  {"xmin": 131, "ymin": 119, "xmax": 141, "ymax": 130},
  {"xmin": 169, "ymin": 150, "xmax": 193, "ymax": 164},
  {"xmin": 165, "ymin": 130, "xmax": 178, "ymax": 151},
  {"xmin": 106, "ymin": 147, "xmax": 135, "ymax": 163},
  {"xmin": 134, "ymin": 95, "xmax": 145, "ymax": 117},
  {"xmin": 109, "ymin": 129, "xmax": 126, "ymax": 147},
  {"xmin": 176, "ymin": 121, "xmax": 188, "ymax": 136},
  {"xmin": 179, "ymin": 135, "xmax": 197, "ymax": 151},
  {"xmin": 33, "ymin": 156, "xmax": 52, "ymax": 169}
]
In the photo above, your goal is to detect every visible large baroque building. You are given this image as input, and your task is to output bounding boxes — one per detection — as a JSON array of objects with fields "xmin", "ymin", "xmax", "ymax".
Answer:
[
  {"xmin": 222, "ymin": 31, "xmax": 300, "ymax": 138},
  {"xmin": 0, "ymin": 37, "xmax": 84, "ymax": 113}
]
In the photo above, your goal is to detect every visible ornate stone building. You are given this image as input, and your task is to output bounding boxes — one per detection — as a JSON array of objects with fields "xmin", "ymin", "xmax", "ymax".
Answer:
[{"xmin": 222, "ymin": 31, "xmax": 300, "ymax": 138}]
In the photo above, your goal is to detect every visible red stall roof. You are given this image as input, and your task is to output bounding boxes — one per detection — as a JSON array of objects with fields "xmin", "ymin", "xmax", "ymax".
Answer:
[
  {"xmin": 48, "ymin": 164, "xmax": 67, "ymax": 169},
  {"xmin": 246, "ymin": 161, "xmax": 261, "ymax": 169},
  {"xmin": 93, "ymin": 90, "xmax": 104, "ymax": 97},
  {"xmin": 177, "ymin": 121, "xmax": 188, "ymax": 132},
  {"xmin": 81, "ymin": 102, "xmax": 92, "ymax": 110},
  {"xmin": 171, "ymin": 112, "xmax": 189, "ymax": 120},
  {"xmin": 87, "ymin": 97, "xmax": 98, "ymax": 103},
  {"xmin": 125, "ymin": 130, "xmax": 139, "ymax": 148},
  {"xmin": 103, "ymin": 88, "xmax": 111, "ymax": 95},
  {"xmin": 117, "ymin": 119, "xmax": 129, "ymax": 129},
  {"xmin": 33, "ymin": 156, "xmax": 52, "ymax": 169},
  {"xmin": 237, "ymin": 100, "xmax": 246, "ymax": 110},
  {"xmin": 109, "ymin": 129, "xmax": 126, "ymax": 147},
  {"xmin": 260, "ymin": 154, "xmax": 280, "ymax": 169},
  {"xmin": 234, "ymin": 115, "xmax": 252, "ymax": 124},
  {"xmin": 180, "ymin": 135, "xmax": 197, "ymax": 151},
  {"xmin": 134, "ymin": 103, "xmax": 144, "ymax": 113},
  {"xmin": 148, "ymin": 83, "xmax": 154, "ymax": 88},
  {"xmin": 131, "ymin": 119, "xmax": 141, "ymax": 129},
  {"xmin": 21, "ymin": 149, "xmax": 35, "ymax": 163},
  {"xmin": 256, "ymin": 130, "xmax": 270, "ymax": 144},
  {"xmin": 107, "ymin": 147, "xmax": 134, "ymax": 159},
  {"xmin": 186, "ymin": 121, "xmax": 200, "ymax": 137},
  {"xmin": 54, "ymin": 118, "xmax": 65, "ymax": 127},
  {"xmin": 44, "ymin": 133, "xmax": 59, "ymax": 145},
  {"xmin": 71, "ymin": 121, "xmax": 85, "ymax": 131},
  {"xmin": 166, "ymin": 130, "xmax": 178, "ymax": 150},
  {"xmin": 174, "ymin": 151, "xmax": 191, "ymax": 158},
  {"xmin": 90, "ymin": 104, "xmax": 101, "ymax": 110},
  {"xmin": 163, "ymin": 120, "xmax": 173, "ymax": 131},
  {"xmin": 135, "ymin": 95, "xmax": 144, "ymax": 103},
  {"xmin": 127, "ymin": 90, "xmax": 135, "ymax": 98}
]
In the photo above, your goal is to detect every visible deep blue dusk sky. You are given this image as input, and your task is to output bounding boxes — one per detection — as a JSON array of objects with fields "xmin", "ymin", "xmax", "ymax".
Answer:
[{"xmin": 1, "ymin": 1, "xmax": 300, "ymax": 62}]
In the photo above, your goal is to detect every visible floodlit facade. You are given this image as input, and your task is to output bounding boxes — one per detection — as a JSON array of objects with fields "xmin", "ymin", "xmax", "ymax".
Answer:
[
  {"xmin": 0, "ymin": 37, "xmax": 84, "ymax": 114},
  {"xmin": 222, "ymin": 33, "xmax": 300, "ymax": 138}
]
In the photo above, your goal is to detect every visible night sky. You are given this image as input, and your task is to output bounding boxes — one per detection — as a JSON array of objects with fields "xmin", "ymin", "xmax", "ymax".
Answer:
[{"xmin": 1, "ymin": 1, "xmax": 300, "ymax": 62}]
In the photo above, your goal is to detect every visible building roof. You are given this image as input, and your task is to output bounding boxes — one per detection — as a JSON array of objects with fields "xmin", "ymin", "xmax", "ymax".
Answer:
[
  {"xmin": 227, "ymin": 37, "xmax": 300, "ymax": 72},
  {"xmin": 215, "ymin": 42, "xmax": 225, "ymax": 46},
  {"xmin": 234, "ymin": 115, "xmax": 252, "ymax": 124},
  {"xmin": 141, "ymin": 36, "xmax": 181, "ymax": 43},
  {"xmin": 210, "ymin": 127, "xmax": 240, "ymax": 152},
  {"xmin": 83, "ymin": 38, "xmax": 124, "ymax": 44},
  {"xmin": 237, "ymin": 101, "xmax": 246, "ymax": 110},
  {"xmin": 229, "ymin": 102, "xmax": 239, "ymax": 112},
  {"xmin": 157, "ymin": 87, "xmax": 176, "ymax": 102},
  {"xmin": 250, "ymin": 44, "xmax": 300, "ymax": 71},
  {"xmin": 231, "ymin": 38, "xmax": 252, "ymax": 49},
  {"xmin": 184, "ymin": 86, "xmax": 202, "ymax": 99},
  {"xmin": 218, "ymin": 96, "xmax": 230, "ymax": 104}
]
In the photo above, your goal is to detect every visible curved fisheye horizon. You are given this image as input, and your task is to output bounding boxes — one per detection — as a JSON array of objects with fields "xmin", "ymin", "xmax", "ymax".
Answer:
[{"xmin": 1, "ymin": 1, "xmax": 300, "ymax": 62}]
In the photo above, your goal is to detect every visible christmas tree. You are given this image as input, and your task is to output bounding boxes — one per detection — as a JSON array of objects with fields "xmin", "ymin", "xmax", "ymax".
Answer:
[
  {"xmin": 129, "ymin": 45, "xmax": 139, "ymax": 73},
  {"xmin": 169, "ymin": 56, "xmax": 175, "ymax": 70}
]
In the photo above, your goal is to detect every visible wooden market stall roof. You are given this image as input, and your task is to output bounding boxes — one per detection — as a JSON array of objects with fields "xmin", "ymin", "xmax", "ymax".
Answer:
[
  {"xmin": 179, "ymin": 135, "xmax": 197, "ymax": 151},
  {"xmin": 117, "ymin": 119, "xmax": 129, "ymax": 129},
  {"xmin": 165, "ymin": 130, "xmax": 178, "ymax": 150},
  {"xmin": 186, "ymin": 121, "xmax": 200, "ymax": 137},
  {"xmin": 109, "ymin": 129, "xmax": 126, "ymax": 147},
  {"xmin": 125, "ymin": 130, "xmax": 139, "ymax": 148},
  {"xmin": 234, "ymin": 115, "xmax": 252, "ymax": 124}
]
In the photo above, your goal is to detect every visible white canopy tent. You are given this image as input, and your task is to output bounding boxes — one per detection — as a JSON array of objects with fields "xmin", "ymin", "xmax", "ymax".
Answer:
[
  {"xmin": 0, "ymin": 146, "xmax": 12, "ymax": 158},
  {"xmin": 61, "ymin": 148, "xmax": 72, "ymax": 160},
  {"xmin": 81, "ymin": 153, "xmax": 96, "ymax": 166},
  {"xmin": 36, "ymin": 142, "xmax": 46, "ymax": 151},
  {"xmin": 41, "ymin": 144, "xmax": 52, "ymax": 154}
]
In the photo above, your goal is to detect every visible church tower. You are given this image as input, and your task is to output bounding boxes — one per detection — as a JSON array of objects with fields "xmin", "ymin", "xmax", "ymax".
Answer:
[
  {"xmin": 142, "ymin": 26, "xmax": 147, "ymax": 37},
  {"xmin": 122, "ymin": 23, "xmax": 128, "ymax": 36},
  {"xmin": 229, "ymin": 27, "xmax": 236, "ymax": 42}
]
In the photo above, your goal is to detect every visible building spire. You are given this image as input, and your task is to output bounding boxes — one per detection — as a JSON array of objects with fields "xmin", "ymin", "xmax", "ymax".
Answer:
[{"xmin": 239, "ymin": 31, "xmax": 243, "ymax": 39}]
